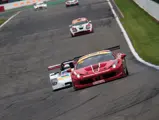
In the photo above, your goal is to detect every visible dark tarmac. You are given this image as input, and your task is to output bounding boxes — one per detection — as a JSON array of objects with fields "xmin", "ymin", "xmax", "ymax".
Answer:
[{"xmin": 0, "ymin": 0, "xmax": 159, "ymax": 120}]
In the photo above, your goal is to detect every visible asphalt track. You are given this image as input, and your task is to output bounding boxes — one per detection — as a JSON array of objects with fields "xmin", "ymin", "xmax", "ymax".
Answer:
[{"xmin": 0, "ymin": 0, "xmax": 159, "ymax": 120}]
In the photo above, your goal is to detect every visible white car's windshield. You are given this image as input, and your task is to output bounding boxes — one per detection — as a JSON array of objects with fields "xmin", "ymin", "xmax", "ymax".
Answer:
[
  {"xmin": 72, "ymin": 21, "xmax": 88, "ymax": 26},
  {"xmin": 76, "ymin": 53, "xmax": 115, "ymax": 69}
]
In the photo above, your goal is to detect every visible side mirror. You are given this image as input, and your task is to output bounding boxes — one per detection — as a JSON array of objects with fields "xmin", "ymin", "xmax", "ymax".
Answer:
[
  {"xmin": 69, "ymin": 25, "xmax": 72, "ymax": 27},
  {"xmin": 121, "ymin": 54, "xmax": 126, "ymax": 59},
  {"xmin": 88, "ymin": 20, "xmax": 91, "ymax": 23}
]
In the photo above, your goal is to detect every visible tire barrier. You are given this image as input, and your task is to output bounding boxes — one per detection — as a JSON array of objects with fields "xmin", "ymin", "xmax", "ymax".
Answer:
[{"xmin": 0, "ymin": 6, "xmax": 5, "ymax": 12}]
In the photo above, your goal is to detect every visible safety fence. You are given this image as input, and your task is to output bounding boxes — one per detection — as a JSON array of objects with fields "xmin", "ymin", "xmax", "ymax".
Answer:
[
  {"xmin": 133, "ymin": 0, "xmax": 159, "ymax": 21},
  {"xmin": 0, "ymin": 0, "xmax": 47, "ymax": 11}
]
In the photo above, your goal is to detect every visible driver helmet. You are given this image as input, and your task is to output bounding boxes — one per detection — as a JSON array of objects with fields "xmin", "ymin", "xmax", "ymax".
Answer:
[{"xmin": 63, "ymin": 64, "xmax": 70, "ymax": 69}]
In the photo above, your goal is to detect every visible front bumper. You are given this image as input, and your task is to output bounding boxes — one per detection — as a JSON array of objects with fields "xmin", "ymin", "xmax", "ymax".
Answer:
[
  {"xmin": 73, "ymin": 65, "xmax": 125, "ymax": 89},
  {"xmin": 52, "ymin": 81, "xmax": 72, "ymax": 91},
  {"xmin": 72, "ymin": 28, "xmax": 93, "ymax": 36}
]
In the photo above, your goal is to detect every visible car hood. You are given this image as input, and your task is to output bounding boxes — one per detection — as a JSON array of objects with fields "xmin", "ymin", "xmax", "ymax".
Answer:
[{"xmin": 74, "ymin": 60, "xmax": 117, "ymax": 75}]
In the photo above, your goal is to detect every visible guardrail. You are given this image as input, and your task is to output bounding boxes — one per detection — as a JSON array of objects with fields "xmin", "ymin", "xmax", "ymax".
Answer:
[
  {"xmin": 133, "ymin": 0, "xmax": 159, "ymax": 21},
  {"xmin": 0, "ymin": 0, "xmax": 48, "ymax": 11},
  {"xmin": 0, "ymin": 6, "xmax": 5, "ymax": 12}
]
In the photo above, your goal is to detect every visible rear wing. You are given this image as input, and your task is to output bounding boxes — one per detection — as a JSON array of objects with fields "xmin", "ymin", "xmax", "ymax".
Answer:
[
  {"xmin": 72, "ymin": 45, "xmax": 120, "ymax": 61},
  {"xmin": 104, "ymin": 45, "xmax": 120, "ymax": 51},
  {"xmin": 48, "ymin": 45, "xmax": 121, "ymax": 70},
  {"xmin": 62, "ymin": 60, "xmax": 75, "ymax": 65},
  {"xmin": 47, "ymin": 64, "xmax": 61, "ymax": 71}
]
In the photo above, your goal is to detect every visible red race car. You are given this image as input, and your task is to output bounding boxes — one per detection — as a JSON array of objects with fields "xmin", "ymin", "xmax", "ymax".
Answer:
[{"xmin": 67, "ymin": 45, "xmax": 129, "ymax": 90}]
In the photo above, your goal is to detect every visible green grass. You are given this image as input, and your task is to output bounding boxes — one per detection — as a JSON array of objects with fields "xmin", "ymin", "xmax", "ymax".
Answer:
[
  {"xmin": 0, "ymin": 18, "xmax": 6, "ymax": 25},
  {"xmin": 115, "ymin": 0, "xmax": 159, "ymax": 65}
]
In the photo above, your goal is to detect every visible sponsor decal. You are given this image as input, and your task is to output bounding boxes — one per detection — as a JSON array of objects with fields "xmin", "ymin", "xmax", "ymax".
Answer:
[{"xmin": 58, "ymin": 76, "xmax": 70, "ymax": 80}]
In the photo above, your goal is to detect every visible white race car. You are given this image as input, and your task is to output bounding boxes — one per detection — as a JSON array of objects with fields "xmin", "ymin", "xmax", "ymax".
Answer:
[
  {"xmin": 48, "ymin": 60, "xmax": 75, "ymax": 91},
  {"xmin": 69, "ymin": 17, "xmax": 94, "ymax": 37},
  {"xmin": 34, "ymin": 1, "xmax": 47, "ymax": 10},
  {"xmin": 65, "ymin": 0, "xmax": 79, "ymax": 7}
]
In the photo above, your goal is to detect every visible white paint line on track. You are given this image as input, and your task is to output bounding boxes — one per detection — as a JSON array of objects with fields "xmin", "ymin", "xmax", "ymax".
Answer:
[
  {"xmin": 111, "ymin": 0, "xmax": 124, "ymax": 18},
  {"xmin": 107, "ymin": 0, "xmax": 159, "ymax": 70},
  {"xmin": 0, "ymin": 11, "xmax": 21, "ymax": 29}
]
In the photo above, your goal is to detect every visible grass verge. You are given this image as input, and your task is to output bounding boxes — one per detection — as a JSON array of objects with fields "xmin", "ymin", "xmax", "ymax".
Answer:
[
  {"xmin": 114, "ymin": 0, "xmax": 159, "ymax": 65},
  {"xmin": 0, "ymin": 18, "xmax": 6, "ymax": 25}
]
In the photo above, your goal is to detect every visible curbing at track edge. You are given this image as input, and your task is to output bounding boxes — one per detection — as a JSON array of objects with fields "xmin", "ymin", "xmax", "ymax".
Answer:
[{"xmin": 107, "ymin": 0, "xmax": 159, "ymax": 70}]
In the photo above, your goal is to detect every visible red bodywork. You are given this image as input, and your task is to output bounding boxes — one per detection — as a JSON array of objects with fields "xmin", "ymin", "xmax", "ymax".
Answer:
[{"xmin": 70, "ymin": 50, "xmax": 127, "ymax": 90}]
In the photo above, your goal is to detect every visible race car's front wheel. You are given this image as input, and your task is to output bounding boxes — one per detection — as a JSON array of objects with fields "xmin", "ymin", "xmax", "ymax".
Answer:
[
  {"xmin": 122, "ymin": 59, "xmax": 129, "ymax": 76},
  {"xmin": 72, "ymin": 82, "xmax": 78, "ymax": 91},
  {"xmin": 91, "ymin": 28, "xmax": 94, "ymax": 33},
  {"xmin": 71, "ymin": 33, "xmax": 75, "ymax": 37}
]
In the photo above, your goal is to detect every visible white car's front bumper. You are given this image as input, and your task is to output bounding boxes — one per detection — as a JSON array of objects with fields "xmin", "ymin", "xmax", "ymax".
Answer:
[
  {"xmin": 71, "ymin": 27, "xmax": 93, "ymax": 35},
  {"xmin": 52, "ymin": 81, "xmax": 72, "ymax": 91}
]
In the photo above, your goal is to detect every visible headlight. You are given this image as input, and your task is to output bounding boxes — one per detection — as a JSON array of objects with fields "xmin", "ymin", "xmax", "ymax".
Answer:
[
  {"xmin": 111, "ymin": 60, "xmax": 118, "ymax": 68},
  {"xmin": 112, "ymin": 64, "xmax": 116, "ymax": 68},
  {"xmin": 77, "ymin": 74, "xmax": 80, "ymax": 78},
  {"xmin": 72, "ymin": 27, "xmax": 77, "ymax": 32},
  {"xmin": 50, "ymin": 78, "xmax": 58, "ymax": 86},
  {"xmin": 86, "ymin": 24, "xmax": 91, "ymax": 29},
  {"xmin": 73, "ymin": 71, "xmax": 81, "ymax": 78}
]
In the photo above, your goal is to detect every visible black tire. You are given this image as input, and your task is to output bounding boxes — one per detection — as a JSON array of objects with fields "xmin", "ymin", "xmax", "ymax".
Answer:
[
  {"xmin": 71, "ymin": 33, "xmax": 74, "ymax": 37},
  {"xmin": 72, "ymin": 82, "xmax": 78, "ymax": 91},
  {"xmin": 91, "ymin": 28, "xmax": 94, "ymax": 33},
  {"xmin": 123, "ymin": 58, "xmax": 129, "ymax": 76}
]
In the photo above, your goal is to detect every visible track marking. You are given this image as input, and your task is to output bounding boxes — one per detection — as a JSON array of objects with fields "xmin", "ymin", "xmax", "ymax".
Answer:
[
  {"xmin": 107, "ymin": 0, "xmax": 159, "ymax": 70},
  {"xmin": 0, "ymin": 11, "xmax": 21, "ymax": 29}
]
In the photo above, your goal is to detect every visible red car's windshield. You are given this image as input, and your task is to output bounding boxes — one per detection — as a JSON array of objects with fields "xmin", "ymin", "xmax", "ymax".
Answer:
[
  {"xmin": 76, "ymin": 53, "xmax": 115, "ymax": 69},
  {"xmin": 72, "ymin": 21, "xmax": 88, "ymax": 26}
]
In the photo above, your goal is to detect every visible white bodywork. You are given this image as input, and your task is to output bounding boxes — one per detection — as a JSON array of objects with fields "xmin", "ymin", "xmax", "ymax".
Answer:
[
  {"xmin": 69, "ymin": 18, "xmax": 93, "ymax": 36},
  {"xmin": 49, "ymin": 70, "xmax": 72, "ymax": 91},
  {"xmin": 65, "ymin": 0, "xmax": 79, "ymax": 6},
  {"xmin": 34, "ymin": 1, "xmax": 47, "ymax": 10}
]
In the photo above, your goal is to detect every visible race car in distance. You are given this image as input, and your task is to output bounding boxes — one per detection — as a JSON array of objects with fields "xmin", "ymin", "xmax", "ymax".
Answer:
[
  {"xmin": 34, "ymin": 1, "xmax": 47, "ymax": 10},
  {"xmin": 67, "ymin": 46, "xmax": 129, "ymax": 90},
  {"xmin": 65, "ymin": 0, "xmax": 79, "ymax": 7},
  {"xmin": 69, "ymin": 17, "xmax": 94, "ymax": 37},
  {"xmin": 48, "ymin": 60, "xmax": 75, "ymax": 91}
]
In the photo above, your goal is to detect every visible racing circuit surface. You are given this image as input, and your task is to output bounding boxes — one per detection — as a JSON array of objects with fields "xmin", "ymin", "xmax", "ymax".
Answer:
[{"xmin": 0, "ymin": 0, "xmax": 159, "ymax": 120}]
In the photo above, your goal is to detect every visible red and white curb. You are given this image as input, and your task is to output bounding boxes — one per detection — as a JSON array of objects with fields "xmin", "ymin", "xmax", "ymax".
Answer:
[
  {"xmin": 107, "ymin": 0, "xmax": 159, "ymax": 70},
  {"xmin": 0, "ymin": 11, "xmax": 21, "ymax": 29}
]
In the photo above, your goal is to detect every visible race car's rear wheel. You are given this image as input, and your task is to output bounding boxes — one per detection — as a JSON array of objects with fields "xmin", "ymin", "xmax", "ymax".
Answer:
[{"xmin": 122, "ymin": 58, "xmax": 129, "ymax": 76}]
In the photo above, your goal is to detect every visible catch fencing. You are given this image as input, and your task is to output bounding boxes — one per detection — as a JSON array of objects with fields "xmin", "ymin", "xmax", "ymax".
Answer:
[{"xmin": 0, "ymin": 0, "xmax": 48, "ymax": 11}]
